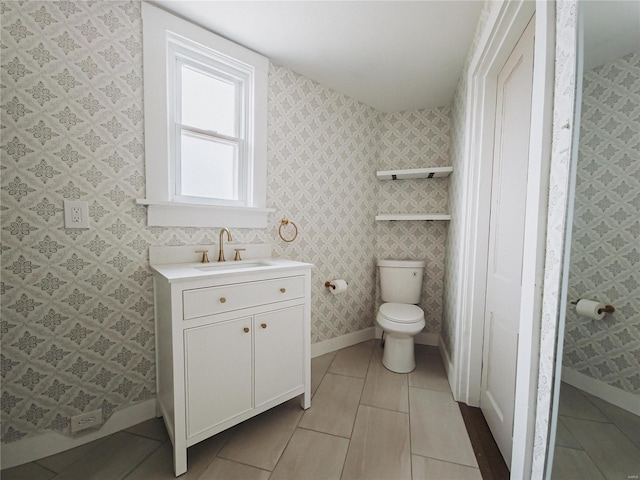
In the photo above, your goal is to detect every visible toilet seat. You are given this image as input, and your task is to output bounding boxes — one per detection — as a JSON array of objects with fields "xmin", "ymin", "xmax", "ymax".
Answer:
[{"xmin": 378, "ymin": 303, "xmax": 424, "ymax": 324}]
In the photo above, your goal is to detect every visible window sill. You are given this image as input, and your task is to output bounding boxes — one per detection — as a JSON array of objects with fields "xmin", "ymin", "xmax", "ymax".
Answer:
[{"xmin": 136, "ymin": 199, "xmax": 275, "ymax": 228}]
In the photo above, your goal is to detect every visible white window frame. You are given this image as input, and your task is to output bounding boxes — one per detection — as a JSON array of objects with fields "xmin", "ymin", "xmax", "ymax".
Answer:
[{"xmin": 138, "ymin": 3, "xmax": 272, "ymax": 228}]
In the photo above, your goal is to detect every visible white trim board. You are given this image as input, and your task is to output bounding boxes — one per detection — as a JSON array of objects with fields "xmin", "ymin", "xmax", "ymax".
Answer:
[
  {"xmin": 311, "ymin": 328, "xmax": 375, "ymax": 358},
  {"xmin": 311, "ymin": 327, "xmax": 440, "ymax": 358},
  {"xmin": 0, "ymin": 399, "xmax": 156, "ymax": 470},
  {"xmin": 562, "ymin": 367, "xmax": 640, "ymax": 416}
]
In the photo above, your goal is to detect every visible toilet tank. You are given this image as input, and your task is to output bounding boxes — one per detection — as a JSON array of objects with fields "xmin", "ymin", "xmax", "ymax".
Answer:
[{"xmin": 378, "ymin": 259, "xmax": 425, "ymax": 304}]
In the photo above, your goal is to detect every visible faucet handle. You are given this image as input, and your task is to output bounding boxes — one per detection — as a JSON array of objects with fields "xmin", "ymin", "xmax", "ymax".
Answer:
[
  {"xmin": 195, "ymin": 250, "xmax": 209, "ymax": 263},
  {"xmin": 234, "ymin": 248, "xmax": 246, "ymax": 261}
]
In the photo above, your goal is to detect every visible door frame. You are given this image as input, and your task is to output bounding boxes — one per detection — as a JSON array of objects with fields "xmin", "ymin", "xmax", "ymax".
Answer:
[{"xmin": 450, "ymin": 0, "xmax": 555, "ymax": 476}]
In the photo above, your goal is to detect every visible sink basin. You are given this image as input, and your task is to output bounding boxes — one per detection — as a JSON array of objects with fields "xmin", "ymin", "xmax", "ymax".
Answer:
[{"xmin": 194, "ymin": 260, "xmax": 274, "ymax": 272}]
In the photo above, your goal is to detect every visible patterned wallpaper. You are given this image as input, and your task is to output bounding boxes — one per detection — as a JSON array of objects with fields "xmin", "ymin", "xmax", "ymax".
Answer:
[
  {"xmin": 563, "ymin": 52, "xmax": 640, "ymax": 394},
  {"xmin": 0, "ymin": 1, "xmax": 450, "ymax": 445},
  {"xmin": 376, "ymin": 107, "xmax": 450, "ymax": 332}
]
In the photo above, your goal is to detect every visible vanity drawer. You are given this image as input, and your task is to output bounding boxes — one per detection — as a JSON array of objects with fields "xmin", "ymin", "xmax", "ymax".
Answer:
[{"xmin": 183, "ymin": 276, "xmax": 305, "ymax": 320}]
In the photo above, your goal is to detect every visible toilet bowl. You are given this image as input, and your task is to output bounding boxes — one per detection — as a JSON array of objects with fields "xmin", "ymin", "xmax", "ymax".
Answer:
[{"xmin": 376, "ymin": 260, "xmax": 426, "ymax": 373}]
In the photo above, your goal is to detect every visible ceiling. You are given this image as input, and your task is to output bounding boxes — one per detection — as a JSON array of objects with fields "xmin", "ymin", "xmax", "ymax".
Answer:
[
  {"xmin": 584, "ymin": 1, "xmax": 640, "ymax": 71},
  {"xmin": 151, "ymin": 1, "xmax": 484, "ymax": 113}
]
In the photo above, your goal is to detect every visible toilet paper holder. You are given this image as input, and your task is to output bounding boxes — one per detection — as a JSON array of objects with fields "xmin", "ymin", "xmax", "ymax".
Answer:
[
  {"xmin": 571, "ymin": 300, "xmax": 615, "ymax": 314},
  {"xmin": 324, "ymin": 281, "xmax": 348, "ymax": 289}
]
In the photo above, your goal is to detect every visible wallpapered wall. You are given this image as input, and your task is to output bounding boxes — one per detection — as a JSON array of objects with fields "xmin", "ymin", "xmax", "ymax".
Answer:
[
  {"xmin": 0, "ymin": 1, "xmax": 451, "ymax": 444},
  {"xmin": 563, "ymin": 52, "xmax": 640, "ymax": 394},
  {"xmin": 376, "ymin": 108, "xmax": 450, "ymax": 332},
  {"xmin": 442, "ymin": 1, "xmax": 495, "ymax": 358}
]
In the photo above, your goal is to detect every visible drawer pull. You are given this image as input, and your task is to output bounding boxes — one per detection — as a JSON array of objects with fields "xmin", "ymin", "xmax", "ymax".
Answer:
[
  {"xmin": 280, "ymin": 288, "xmax": 286, "ymax": 293},
  {"xmin": 243, "ymin": 327, "xmax": 249, "ymax": 333},
  {"xmin": 220, "ymin": 297, "xmax": 226, "ymax": 303},
  {"xmin": 261, "ymin": 323, "xmax": 267, "ymax": 329}
]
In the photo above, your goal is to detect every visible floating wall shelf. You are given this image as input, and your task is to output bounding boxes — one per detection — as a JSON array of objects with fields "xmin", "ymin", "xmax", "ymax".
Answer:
[
  {"xmin": 375, "ymin": 214, "xmax": 451, "ymax": 221},
  {"xmin": 376, "ymin": 166, "xmax": 453, "ymax": 180}
]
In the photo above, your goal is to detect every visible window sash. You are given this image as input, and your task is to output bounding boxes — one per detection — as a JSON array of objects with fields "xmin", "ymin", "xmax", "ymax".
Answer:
[
  {"xmin": 169, "ymin": 42, "xmax": 249, "ymax": 206},
  {"xmin": 174, "ymin": 124, "xmax": 246, "ymax": 205}
]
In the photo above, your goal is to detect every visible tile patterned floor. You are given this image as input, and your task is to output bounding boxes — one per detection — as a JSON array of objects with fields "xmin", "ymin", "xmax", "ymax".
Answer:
[
  {"xmin": 2, "ymin": 341, "xmax": 482, "ymax": 480},
  {"xmin": 551, "ymin": 382, "xmax": 640, "ymax": 480}
]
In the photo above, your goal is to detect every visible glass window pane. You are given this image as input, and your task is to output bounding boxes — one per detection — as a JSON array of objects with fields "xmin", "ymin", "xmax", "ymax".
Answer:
[
  {"xmin": 181, "ymin": 64, "xmax": 236, "ymax": 137},
  {"xmin": 180, "ymin": 131, "xmax": 238, "ymax": 201}
]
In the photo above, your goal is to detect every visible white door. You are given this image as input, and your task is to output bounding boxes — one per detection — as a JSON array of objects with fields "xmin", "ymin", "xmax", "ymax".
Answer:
[{"xmin": 480, "ymin": 17, "xmax": 535, "ymax": 467}]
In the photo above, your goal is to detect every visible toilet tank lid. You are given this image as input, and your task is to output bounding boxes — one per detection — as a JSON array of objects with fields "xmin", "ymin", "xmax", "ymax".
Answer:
[{"xmin": 378, "ymin": 259, "xmax": 426, "ymax": 268}]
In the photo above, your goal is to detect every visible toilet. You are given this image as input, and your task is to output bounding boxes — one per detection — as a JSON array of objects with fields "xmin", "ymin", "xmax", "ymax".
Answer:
[{"xmin": 376, "ymin": 259, "xmax": 426, "ymax": 373}]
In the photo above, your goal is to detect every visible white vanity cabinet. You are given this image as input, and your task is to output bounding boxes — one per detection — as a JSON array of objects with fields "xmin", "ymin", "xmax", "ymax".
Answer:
[{"xmin": 151, "ymin": 260, "xmax": 312, "ymax": 476}]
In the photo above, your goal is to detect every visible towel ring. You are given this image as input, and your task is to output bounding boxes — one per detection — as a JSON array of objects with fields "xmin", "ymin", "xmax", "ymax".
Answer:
[{"xmin": 278, "ymin": 218, "xmax": 298, "ymax": 243}]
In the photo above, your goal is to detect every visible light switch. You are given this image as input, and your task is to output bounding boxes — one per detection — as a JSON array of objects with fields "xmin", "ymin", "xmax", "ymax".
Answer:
[{"xmin": 64, "ymin": 200, "xmax": 90, "ymax": 229}]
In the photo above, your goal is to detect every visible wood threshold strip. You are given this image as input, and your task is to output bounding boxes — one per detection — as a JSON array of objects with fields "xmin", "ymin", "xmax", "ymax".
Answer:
[{"xmin": 458, "ymin": 402, "xmax": 510, "ymax": 480}]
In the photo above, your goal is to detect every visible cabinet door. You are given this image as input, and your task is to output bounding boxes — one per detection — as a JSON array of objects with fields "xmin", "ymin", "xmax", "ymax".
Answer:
[
  {"xmin": 254, "ymin": 305, "xmax": 304, "ymax": 407},
  {"xmin": 184, "ymin": 317, "xmax": 253, "ymax": 438}
]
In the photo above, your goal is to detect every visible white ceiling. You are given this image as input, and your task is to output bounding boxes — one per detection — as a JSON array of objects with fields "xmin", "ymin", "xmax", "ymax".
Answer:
[
  {"xmin": 584, "ymin": 1, "xmax": 640, "ymax": 71},
  {"xmin": 151, "ymin": 1, "xmax": 484, "ymax": 113}
]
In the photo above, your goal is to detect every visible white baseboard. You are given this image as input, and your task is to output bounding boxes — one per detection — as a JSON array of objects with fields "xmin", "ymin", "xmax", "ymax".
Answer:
[
  {"xmin": 1, "ymin": 399, "xmax": 156, "ymax": 470},
  {"xmin": 372, "ymin": 327, "xmax": 440, "ymax": 347},
  {"xmin": 438, "ymin": 336, "xmax": 459, "ymax": 401},
  {"xmin": 562, "ymin": 367, "xmax": 640, "ymax": 416},
  {"xmin": 311, "ymin": 328, "xmax": 375, "ymax": 358},
  {"xmin": 415, "ymin": 331, "xmax": 440, "ymax": 346}
]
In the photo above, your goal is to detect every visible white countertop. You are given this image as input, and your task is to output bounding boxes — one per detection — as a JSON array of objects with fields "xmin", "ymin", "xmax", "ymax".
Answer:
[{"xmin": 151, "ymin": 258, "xmax": 313, "ymax": 283}]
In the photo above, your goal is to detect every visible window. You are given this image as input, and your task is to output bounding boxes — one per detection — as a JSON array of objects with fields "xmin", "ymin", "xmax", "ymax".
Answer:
[{"xmin": 138, "ymin": 3, "xmax": 272, "ymax": 228}]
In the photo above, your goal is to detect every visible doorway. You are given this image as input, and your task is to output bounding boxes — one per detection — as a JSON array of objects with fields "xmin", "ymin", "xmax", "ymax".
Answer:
[{"xmin": 450, "ymin": 0, "xmax": 555, "ymax": 477}]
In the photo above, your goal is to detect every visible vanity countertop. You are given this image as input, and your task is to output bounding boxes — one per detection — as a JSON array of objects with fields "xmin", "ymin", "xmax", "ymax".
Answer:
[{"xmin": 151, "ymin": 258, "xmax": 313, "ymax": 283}]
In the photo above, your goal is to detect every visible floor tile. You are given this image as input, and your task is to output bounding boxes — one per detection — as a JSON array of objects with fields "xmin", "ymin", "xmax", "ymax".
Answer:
[
  {"xmin": 409, "ymin": 388, "xmax": 477, "ymax": 468},
  {"xmin": 51, "ymin": 431, "xmax": 161, "ymax": 480},
  {"xmin": 1, "ymin": 462, "xmax": 56, "ymax": 480},
  {"xmin": 327, "ymin": 341, "xmax": 373, "ymax": 378},
  {"xmin": 198, "ymin": 458, "xmax": 270, "ymax": 480},
  {"xmin": 124, "ymin": 418, "xmax": 169, "ymax": 442},
  {"xmin": 8, "ymin": 343, "xmax": 498, "ymax": 480},
  {"xmin": 412, "ymin": 455, "xmax": 482, "ymax": 480},
  {"xmin": 555, "ymin": 417, "xmax": 582, "ymax": 450},
  {"xmin": 561, "ymin": 416, "xmax": 640, "ymax": 480},
  {"xmin": 342, "ymin": 405, "xmax": 411, "ymax": 480},
  {"xmin": 311, "ymin": 352, "xmax": 336, "ymax": 396},
  {"xmin": 298, "ymin": 373, "xmax": 364, "ymax": 438},
  {"xmin": 360, "ymin": 353, "xmax": 409, "ymax": 412},
  {"xmin": 125, "ymin": 427, "xmax": 236, "ymax": 480},
  {"xmin": 35, "ymin": 437, "xmax": 108, "ymax": 474},
  {"xmin": 414, "ymin": 344, "xmax": 441, "ymax": 357},
  {"xmin": 583, "ymin": 393, "xmax": 640, "ymax": 449},
  {"xmin": 558, "ymin": 383, "xmax": 608, "ymax": 422},
  {"xmin": 551, "ymin": 446, "xmax": 605, "ymax": 480},
  {"xmin": 217, "ymin": 399, "xmax": 303, "ymax": 470},
  {"xmin": 270, "ymin": 428, "xmax": 349, "ymax": 480},
  {"xmin": 408, "ymin": 347, "xmax": 451, "ymax": 392},
  {"xmin": 123, "ymin": 442, "xmax": 176, "ymax": 480}
]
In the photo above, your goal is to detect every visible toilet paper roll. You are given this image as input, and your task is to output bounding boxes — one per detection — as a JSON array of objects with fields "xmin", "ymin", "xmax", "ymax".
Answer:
[
  {"xmin": 330, "ymin": 279, "xmax": 348, "ymax": 295},
  {"xmin": 575, "ymin": 299, "xmax": 606, "ymax": 320}
]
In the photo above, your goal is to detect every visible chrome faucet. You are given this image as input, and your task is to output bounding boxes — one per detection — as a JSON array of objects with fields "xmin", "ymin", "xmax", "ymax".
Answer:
[{"xmin": 218, "ymin": 228, "xmax": 232, "ymax": 262}]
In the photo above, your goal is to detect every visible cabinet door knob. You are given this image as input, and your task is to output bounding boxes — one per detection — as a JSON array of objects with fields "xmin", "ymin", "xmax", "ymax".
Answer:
[
  {"xmin": 220, "ymin": 297, "xmax": 226, "ymax": 303},
  {"xmin": 261, "ymin": 323, "xmax": 267, "ymax": 329},
  {"xmin": 280, "ymin": 288, "xmax": 286, "ymax": 293},
  {"xmin": 243, "ymin": 327, "xmax": 249, "ymax": 333}
]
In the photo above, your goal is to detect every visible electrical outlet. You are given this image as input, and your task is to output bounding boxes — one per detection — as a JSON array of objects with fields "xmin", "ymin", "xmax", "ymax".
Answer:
[
  {"xmin": 72, "ymin": 206, "xmax": 82, "ymax": 223},
  {"xmin": 64, "ymin": 200, "xmax": 89, "ymax": 229},
  {"xmin": 70, "ymin": 408, "xmax": 103, "ymax": 433}
]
